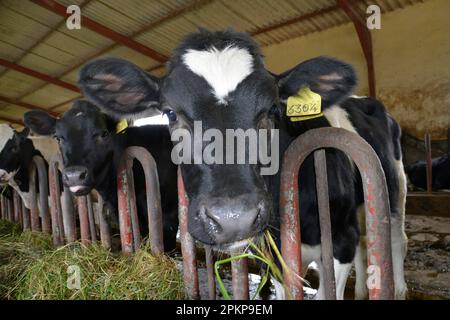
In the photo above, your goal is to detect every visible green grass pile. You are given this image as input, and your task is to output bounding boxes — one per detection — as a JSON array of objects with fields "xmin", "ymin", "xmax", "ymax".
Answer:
[{"xmin": 0, "ymin": 220, "xmax": 184, "ymax": 300}]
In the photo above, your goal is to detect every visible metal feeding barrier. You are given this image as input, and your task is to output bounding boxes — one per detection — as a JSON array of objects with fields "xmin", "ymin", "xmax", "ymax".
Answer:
[
  {"xmin": 280, "ymin": 127, "xmax": 394, "ymax": 300},
  {"xmin": 178, "ymin": 127, "xmax": 394, "ymax": 300},
  {"xmin": 116, "ymin": 146, "xmax": 164, "ymax": 255}
]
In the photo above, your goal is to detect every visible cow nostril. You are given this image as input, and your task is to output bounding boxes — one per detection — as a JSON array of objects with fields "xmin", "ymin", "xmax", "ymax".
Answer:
[
  {"xmin": 199, "ymin": 206, "xmax": 222, "ymax": 234},
  {"xmin": 79, "ymin": 171, "xmax": 87, "ymax": 180}
]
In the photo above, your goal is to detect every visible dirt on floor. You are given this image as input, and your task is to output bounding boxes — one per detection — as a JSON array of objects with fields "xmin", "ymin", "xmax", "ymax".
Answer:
[{"xmin": 404, "ymin": 215, "xmax": 450, "ymax": 299}]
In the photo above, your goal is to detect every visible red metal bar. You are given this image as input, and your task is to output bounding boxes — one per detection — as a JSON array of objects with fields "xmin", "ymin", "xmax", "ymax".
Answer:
[
  {"xmin": 280, "ymin": 127, "xmax": 394, "ymax": 300},
  {"xmin": 117, "ymin": 163, "xmax": 134, "ymax": 255},
  {"xmin": 231, "ymin": 253, "xmax": 250, "ymax": 300},
  {"xmin": 424, "ymin": 134, "xmax": 433, "ymax": 193},
  {"xmin": 0, "ymin": 95, "xmax": 59, "ymax": 116},
  {"xmin": 31, "ymin": 0, "xmax": 168, "ymax": 63},
  {"xmin": 117, "ymin": 146, "xmax": 165, "ymax": 254},
  {"xmin": 0, "ymin": 58, "xmax": 80, "ymax": 93},
  {"xmin": 337, "ymin": 0, "xmax": 376, "ymax": 98},
  {"xmin": 204, "ymin": 245, "xmax": 216, "ymax": 300},
  {"xmin": 0, "ymin": 115, "xmax": 23, "ymax": 126},
  {"xmin": 314, "ymin": 150, "xmax": 336, "ymax": 299},
  {"xmin": 178, "ymin": 167, "xmax": 200, "ymax": 299},
  {"xmin": 49, "ymin": 153, "xmax": 74, "ymax": 245},
  {"xmin": 76, "ymin": 196, "xmax": 91, "ymax": 245}
]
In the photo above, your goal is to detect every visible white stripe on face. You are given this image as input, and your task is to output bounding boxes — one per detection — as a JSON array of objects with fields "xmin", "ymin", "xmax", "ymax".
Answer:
[
  {"xmin": 0, "ymin": 124, "xmax": 15, "ymax": 152},
  {"xmin": 182, "ymin": 46, "xmax": 254, "ymax": 104}
]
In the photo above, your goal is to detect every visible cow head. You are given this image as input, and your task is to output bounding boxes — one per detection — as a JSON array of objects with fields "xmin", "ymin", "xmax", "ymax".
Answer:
[
  {"xmin": 0, "ymin": 124, "xmax": 31, "ymax": 186},
  {"xmin": 78, "ymin": 30, "xmax": 356, "ymax": 250},
  {"xmin": 24, "ymin": 100, "xmax": 120, "ymax": 196}
]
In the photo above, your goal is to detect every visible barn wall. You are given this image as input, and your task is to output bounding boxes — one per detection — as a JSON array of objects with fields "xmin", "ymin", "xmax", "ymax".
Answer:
[{"xmin": 262, "ymin": 0, "xmax": 450, "ymax": 140}]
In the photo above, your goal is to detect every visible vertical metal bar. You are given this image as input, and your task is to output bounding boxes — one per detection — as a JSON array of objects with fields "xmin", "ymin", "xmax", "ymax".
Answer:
[
  {"xmin": 424, "ymin": 133, "xmax": 433, "ymax": 193},
  {"xmin": 28, "ymin": 163, "xmax": 41, "ymax": 231},
  {"xmin": 62, "ymin": 186, "xmax": 75, "ymax": 242},
  {"xmin": 13, "ymin": 190, "xmax": 22, "ymax": 225},
  {"xmin": 0, "ymin": 195, "xmax": 4, "ymax": 220},
  {"xmin": 117, "ymin": 162, "xmax": 133, "ymax": 255},
  {"xmin": 22, "ymin": 203, "xmax": 30, "ymax": 231},
  {"xmin": 205, "ymin": 246, "xmax": 216, "ymax": 300},
  {"xmin": 124, "ymin": 159, "xmax": 141, "ymax": 251},
  {"xmin": 76, "ymin": 196, "xmax": 91, "ymax": 245},
  {"xmin": 48, "ymin": 156, "xmax": 66, "ymax": 245},
  {"xmin": 314, "ymin": 150, "xmax": 336, "ymax": 300},
  {"xmin": 231, "ymin": 253, "xmax": 249, "ymax": 300},
  {"xmin": 6, "ymin": 197, "xmax": 13, "ymax": 222},
  {"xmin": 178, "ymin": 167, "xmax": 200, "ymax": 300},
  {"xmin": 124, "ymin": 147, "xmax": 164, "ymax": 255},
  {"xmin": 97, "ymin": 194, "xmax": 112, "ymax": 249},
  {"xmin": 33, "ymin": 156, "xmax": 51, "ymax": 233},
  {"xmin": 86, "ymin": 194, "xmax": 97, "ymax": 242}
]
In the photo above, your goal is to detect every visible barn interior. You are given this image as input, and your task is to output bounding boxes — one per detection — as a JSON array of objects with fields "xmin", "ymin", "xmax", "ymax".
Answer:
[{"xmin": 0, "ymin": 0, "xmax": 449, "ymax": 299}]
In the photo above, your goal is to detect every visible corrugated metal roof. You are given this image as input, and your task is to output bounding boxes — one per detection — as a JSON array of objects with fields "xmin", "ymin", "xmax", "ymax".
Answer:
[{"xmin": 0, "ymin": 0, "xmax": 426, "ymax": 127}]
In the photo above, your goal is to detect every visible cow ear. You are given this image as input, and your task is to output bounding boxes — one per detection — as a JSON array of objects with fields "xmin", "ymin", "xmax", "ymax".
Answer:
[
  {"xmin": 18, "ymin": 127, "xmax": 30, "ymax": 139},
  {"xmin": 23, "ymin": 111, "xmax": 57, "ymax": 136},
  {"xmin": 277, "ymin": 57, "xmax": 357, "ymax": 107},
  {"xmin": 78, "ymin": 58, "xmax": 162, "ymax": 119}
]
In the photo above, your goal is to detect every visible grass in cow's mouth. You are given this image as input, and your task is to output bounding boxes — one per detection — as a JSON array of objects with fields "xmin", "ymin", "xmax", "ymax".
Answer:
[
  {"xmin": 214, "ymin": 230, "xmax": 309, "ymax": 300},
  {"xmin": 0, "ymin": 220, "xmax": 184, "ymax": 300}
]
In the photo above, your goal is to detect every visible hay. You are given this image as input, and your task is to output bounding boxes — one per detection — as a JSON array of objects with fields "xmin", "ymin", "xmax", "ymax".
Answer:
[{"xmin": 0, "ymin": 221, "xmax": 185, "ymax": 300}]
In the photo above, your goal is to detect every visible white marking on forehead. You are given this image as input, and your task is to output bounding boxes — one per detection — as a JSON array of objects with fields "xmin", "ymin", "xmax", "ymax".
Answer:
[
  {"xmin": 0, "ymin": 124, "xmax": 15, "ymax": 152},
  {"xmin": 182, "ymin": 46, "xmax": 254, "ymax": 104},
  {"xmin": 75, "ymin": 112, "xmax": 84, "ymax": 117}
]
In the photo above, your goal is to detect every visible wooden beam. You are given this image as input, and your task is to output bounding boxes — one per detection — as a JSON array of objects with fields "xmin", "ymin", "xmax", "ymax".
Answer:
[
  {"xmin": 0, "ymin": 115, "xmax": 23, "ymax": 126},
  {"xmin": 0, "ymin": 95, "xmax": 58, "ymax": 116},
  {"xmin": 0, "ymin": 58, "xmax": 80, "ymax": 93},
  {"xmin": 31, "ymin": 0, "xmax": 168, "ymax": 63},
  {"xmin": 337, "ymin": 0, "xmax": 376, "ymax": 97}
]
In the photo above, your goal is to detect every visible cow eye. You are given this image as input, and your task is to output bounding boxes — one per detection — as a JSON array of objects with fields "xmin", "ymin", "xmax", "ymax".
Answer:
[
  {"xmin": 268, "ymin": 104, "xmax": 279, "ymax": 116},
  {"xmin": 163, "ymin": 109, "xmax": 177, "ymax": 123},
  {"xmin": 101, "ymin": 131, "xmax": 109, "ymax": 138}
]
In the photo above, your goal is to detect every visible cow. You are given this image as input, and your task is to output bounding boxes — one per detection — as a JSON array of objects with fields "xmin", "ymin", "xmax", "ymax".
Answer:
[
  {"xmin": 405, "ymin": 152, "xmax": 450, "ymax": 191},
  {"xmin": 24, "ymin": 100, "xmax": 179, "ymax": 252},
  {"xmin": 0, "ymin": 124, "xmax": 57, "ymax": 209},
  {"xmin": 76, "ymin": 29, "xmax": 407, "ymax": 299}
]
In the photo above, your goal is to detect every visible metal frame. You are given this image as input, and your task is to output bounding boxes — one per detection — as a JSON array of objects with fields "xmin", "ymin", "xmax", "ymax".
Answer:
[{"xmin": 280, "ymin": 127, "xmax": 394, "ymax": 300}]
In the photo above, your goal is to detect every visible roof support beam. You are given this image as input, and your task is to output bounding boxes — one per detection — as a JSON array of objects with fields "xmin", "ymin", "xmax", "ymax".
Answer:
[
  {"xmin": 337, "ymin": 0, "xmax": 376, "ymax": 98},
  {"xmin": 0, "ymin": 58, "xmax": 80, "ymax": 93},
  {"xmin": 0, "ymin": 95, "xmax": 59, "ymax": 117},
  {"xmin": 0, "ymin": 116, "xmax": 23, "ymax": 126},
  {"xmin": 31, "ymin": 0, "xmax": 168, "ymax": 63}
]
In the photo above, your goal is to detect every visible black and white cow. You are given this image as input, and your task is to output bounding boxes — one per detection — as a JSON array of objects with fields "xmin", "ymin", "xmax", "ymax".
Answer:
[
  {"xmin": 405, "ymin": 152, "xmax": 450, "ymax": 191},
  {"xmin": 24, "ymin": 100, "xmax": 179, "ymax": 252},
  {"xmin": 0, "ymin": 124, "xmax": 51, "ymax": 208},
  {"xmin": 77, "ymin": 30, "xmax": 407, "ymax": 299}
]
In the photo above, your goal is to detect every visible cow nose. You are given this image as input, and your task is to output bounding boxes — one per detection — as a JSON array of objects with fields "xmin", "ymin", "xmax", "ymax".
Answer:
[
  {"xmin": 63, "ymin": 166, "xmax": 89, "ymax": 185},
  {"xmin": 198, "ymin": 194, "xmax": 269, "ymax": 245}
]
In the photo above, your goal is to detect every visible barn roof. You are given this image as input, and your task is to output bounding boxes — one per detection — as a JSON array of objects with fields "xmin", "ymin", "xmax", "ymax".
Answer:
[{"xmin": 0, "ymin": 0, "xmax": 424, "ymax": 128}]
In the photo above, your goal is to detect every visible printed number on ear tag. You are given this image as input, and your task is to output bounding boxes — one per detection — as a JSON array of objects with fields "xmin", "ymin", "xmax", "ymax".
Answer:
[{"xmin": 286, "ymin": 86, "xmax": 322, "ymax": 120}]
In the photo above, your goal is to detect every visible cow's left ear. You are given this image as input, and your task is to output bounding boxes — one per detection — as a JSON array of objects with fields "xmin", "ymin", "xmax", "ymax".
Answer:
[
  {"xmin": 18, "ymin": 127, "xmax": 30, "ymax": 139},
  {"xmin": 276, "ymin": 57, "xmax": 357, "ymax": 107},
  {"xmin": 23, "ymin": 111, "xmax": 57, "ymax": 136}
]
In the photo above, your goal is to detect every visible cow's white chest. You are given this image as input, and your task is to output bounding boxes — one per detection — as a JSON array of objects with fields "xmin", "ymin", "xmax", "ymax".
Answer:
[{"xmin": 182, "ymin": 46, "xmax": 254, "ymax": 104}]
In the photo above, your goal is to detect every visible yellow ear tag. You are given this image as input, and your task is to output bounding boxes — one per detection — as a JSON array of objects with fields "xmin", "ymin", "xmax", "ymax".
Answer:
[
  {"xmin": 116, "ymin": 119, "xmax": 128, "ymax": 134},
  {"xmin": 286, "ymin": 86, "xmax": 323, "ymax": 122}
]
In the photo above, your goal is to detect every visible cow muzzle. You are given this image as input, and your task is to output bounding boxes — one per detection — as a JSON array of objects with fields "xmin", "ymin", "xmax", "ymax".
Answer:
[
  {"xmin": 63, "ymin": 166, "xmax": 91, "ymax": 195},
  {"xmin": 195, "ymin": 193, "xmax": 270, "ymax": 248}
]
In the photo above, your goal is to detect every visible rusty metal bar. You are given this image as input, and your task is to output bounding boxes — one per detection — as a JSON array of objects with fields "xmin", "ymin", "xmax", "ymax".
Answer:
[
  {"xmin": 231, "ymin": 252, "xmax": 250, "ymax": 300},
  {"xmin": 28, "ymin": 161, "xmax": 40, "ymax": 231},
  {"xmin": 280, "ymin": 127, "xmax": 394, "ymax": 300},
  {"xmin": 6, "ymin": 196, "xmax": 13, "ymax": 222},
  {"xmin": 117, "ymin": 147, "xmax": 164, "ymax": 254},
  {"xmin": 117, "ymin": 163, "xmax": 134, "ymax": 255},
  {"xmin": 178, "ymin": 167, "xmax": 200, "ymax": 299},
  {"xmin": 313, "ymin": 150, "xmax": 336, "ymax": 300},
  {"xmin": 31, "ymin": 156, "xmax": 51, "ymax": 233},
  {"xmin": 0, "ymin": 195, "xmax": 4, "ymax": 220},
  {"xmin": 77, "ymin": 196, "xmax": 91, "ymax": 245},
  {"xmin": 49, "ymin": 153, "xmax": 74, "ymax": 245},
  {"xmin": 204, "ymin": 245, "xmax": 216, "ymax": 300},
  {"xmin": 424, "ymin": 133, "xmax": 433, "ymax": 193},
  {"xmin": 86, "ymin": 194, "xmax": 97, "ymax": 242}
]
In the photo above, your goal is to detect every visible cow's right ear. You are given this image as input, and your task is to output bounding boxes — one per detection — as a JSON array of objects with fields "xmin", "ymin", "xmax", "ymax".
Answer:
[
  {"xmin": 78, "ymin": 58, "xmax": 162, "ymax": 118},
  {"xmin": 23, "ymin": 111, "xmax": 57, "ymax": 136}
]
